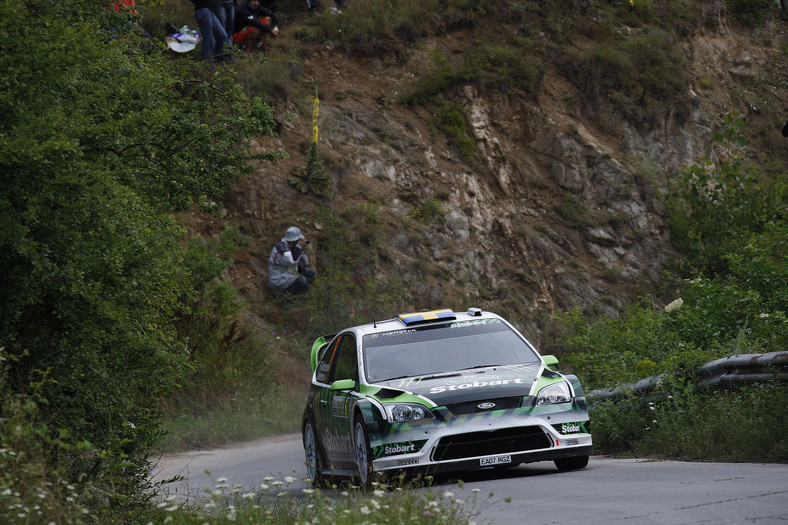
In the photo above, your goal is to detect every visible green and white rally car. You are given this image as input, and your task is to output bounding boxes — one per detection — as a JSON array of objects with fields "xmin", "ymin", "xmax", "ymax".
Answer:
[{"xmin": 302, "ymin": 308, "xmax": 592, "ymax": 486}]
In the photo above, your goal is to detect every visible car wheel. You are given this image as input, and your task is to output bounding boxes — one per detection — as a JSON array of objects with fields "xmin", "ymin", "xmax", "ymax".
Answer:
[
  {"xmin": 303, "ymin": 419, "xmax": 325, "ymax": 486},
  {"xmin": 554, "ymin": 454, "xmax": 589, "ymax": 471},
  {"xmin": 353, "ymin": 418, "xmax": 373, "ymax": 488}
]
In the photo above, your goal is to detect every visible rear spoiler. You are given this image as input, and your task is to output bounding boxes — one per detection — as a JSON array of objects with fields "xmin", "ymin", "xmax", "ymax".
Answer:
[{"xmin": 310, "ymin": 333, "xmax": 337, "ymax": 371}]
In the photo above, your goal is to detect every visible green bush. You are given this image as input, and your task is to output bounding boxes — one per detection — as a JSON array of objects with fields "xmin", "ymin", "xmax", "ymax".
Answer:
[
  {"xmin": 0, "ymin": 0, "xmax": 275, "ymax": 513},
  {"xmin": 591, "ymin": 382, "xmax": 788, "ymax": 462},
  {"xmin": 666, "ymin": 113, "xmax": 786, "ymax": 277},
  {"xmin": 724, "ymin": 0, "xmax": 774, "ymax": 25},
  {"xmin": 431, "ymin": 102, "xmax": 477, "ymax": 159}
]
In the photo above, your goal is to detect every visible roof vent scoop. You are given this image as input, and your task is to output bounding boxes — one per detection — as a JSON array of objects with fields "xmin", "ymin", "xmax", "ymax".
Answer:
[{"xmin": 467, "ymin": 307, "xmax": 482, "ymax": 316}]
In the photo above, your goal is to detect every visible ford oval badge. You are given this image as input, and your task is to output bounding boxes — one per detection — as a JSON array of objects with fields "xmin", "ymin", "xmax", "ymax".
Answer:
[{"xmin": 477, "ymin": 402, "xmax": 496, "ymax": 410}]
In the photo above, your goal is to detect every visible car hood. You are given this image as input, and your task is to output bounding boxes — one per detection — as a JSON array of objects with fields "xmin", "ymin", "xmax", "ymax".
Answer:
[{"xmin": 377, "ymin": 363, "xmax": 544, "ymax": 405}]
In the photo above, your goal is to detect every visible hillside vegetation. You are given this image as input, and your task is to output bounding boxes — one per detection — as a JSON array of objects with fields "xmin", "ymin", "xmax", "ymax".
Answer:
[{"xmin": 0, "ymin": 0, "xmax": 786, "ymax": 523}]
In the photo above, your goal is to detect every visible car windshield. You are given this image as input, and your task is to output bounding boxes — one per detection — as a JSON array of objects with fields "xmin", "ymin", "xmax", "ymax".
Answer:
[{"xmin": 362, "ymin": 319, "xmax": 541, "ymax": 383}]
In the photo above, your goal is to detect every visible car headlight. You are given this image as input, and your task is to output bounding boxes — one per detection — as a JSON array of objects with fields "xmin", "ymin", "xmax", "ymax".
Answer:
[
  {"xmin": 536, "ymin": 381, "xmax": 571, "ymax": 405},
  {"xmin": 384, "ymin": 404, "xmax": 435, "ymax": 422}
]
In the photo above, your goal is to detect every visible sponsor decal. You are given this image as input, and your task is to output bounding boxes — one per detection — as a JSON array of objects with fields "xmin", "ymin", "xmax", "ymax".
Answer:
[
  {"xmin": 450, "ymin": 319, "xmax": 500, "ymax": 328},
  {"xmin": 385, "ymin": 443, "xmax": 416, "ymax": 455},
  {"xmin": 322, "ymin": 428, "xmax": 352, "ymax": 454},
  {"xmin": 552, "ymin": 421, "xmax": 587, "ymax": 434},
  {"xmin": 430, "ymin": 377, "xmax": 524, "ymax": 394},
  {"xmin": 398, "ymin": 458, "xmax": 420, "ymax": 466},
  {"xmin": 370, "ymin": 329, "xmax": 416, "ymax": 339},
  {"xmin": 565, "ymin": 439, "xmax": 579, "ymax": 446},
  {"xmin": 480, "ymin": 455, "xmax": 511, "ymax": 466},
  {"xmin": 477, "ymin": 402, "xmax": 496, "ymax": 410},
  {"xmin": 332, "ymin": 396, "xmax": 348, "ymax": 417},
  {"xmin": 373, "ymin": 439, "xmax": 428, "ymax": 459}
]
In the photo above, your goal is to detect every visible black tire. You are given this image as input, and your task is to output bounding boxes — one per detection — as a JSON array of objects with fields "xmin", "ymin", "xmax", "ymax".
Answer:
[
  {"xmin": 303, "ymin": 419, "xmax": 326, "ymax": 486},
  {"xmin": 353, "ymin": 417, "xmax": 373, "ymax": 488},
  {"xmin": 554, "ymin": 454, "xmax": 589, "ymax": 471}
]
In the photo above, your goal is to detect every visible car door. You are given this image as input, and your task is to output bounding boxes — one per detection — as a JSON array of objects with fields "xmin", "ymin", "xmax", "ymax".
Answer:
[{"xmin": 313, "ymin": 333, "xmax": 359, "ymax": 470}]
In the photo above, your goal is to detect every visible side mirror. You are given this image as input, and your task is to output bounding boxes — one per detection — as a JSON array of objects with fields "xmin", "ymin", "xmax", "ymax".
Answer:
[
  {"xmin": 330, "ymin": 379, "xmax": 356, "ymax": 391},
  {"xmin": 542, "ymin": 355, "xmax": 559, "ymax": 367}
]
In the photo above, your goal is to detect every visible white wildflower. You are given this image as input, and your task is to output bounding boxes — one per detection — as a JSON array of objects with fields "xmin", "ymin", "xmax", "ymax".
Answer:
[
  {"xmin": 664, "ymin": 298, "xmax": 683, "ymax": 313},
  {"xmin": 442, "ymin": 491, "xmax": 455, "ymax": 499},
  {"xmin": 242, "ymin": 492, "xmax": 255, "ymax": 500},
  {"xmin": 302, "ymin": 489, "xmax": 315, "ymax": 494},
  {"xmin": 284, "ymin": 476, "xmax": 297, "ymax": 483},
  {"xmin": 373, "ymin": 489, "xmax": 386, "ymax": 497},
  {"xmin": 360, "ymin": 506, "xmax": 371, "ymax": 515}
]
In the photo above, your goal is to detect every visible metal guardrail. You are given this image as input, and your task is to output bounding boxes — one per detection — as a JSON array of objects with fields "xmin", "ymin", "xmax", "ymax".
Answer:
[{"xmin": 587, "ymin": 351, "xmax": 788, "ymax": 401}]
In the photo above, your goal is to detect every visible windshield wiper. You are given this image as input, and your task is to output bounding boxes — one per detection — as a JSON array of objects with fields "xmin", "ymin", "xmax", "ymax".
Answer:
[
  {"xmin": 418, "ymin": 372, "xmax": 462, "ymax": 381},
  {"xmin": 460, "ymin": 364, "xmax": 500, "ymax": 370}
]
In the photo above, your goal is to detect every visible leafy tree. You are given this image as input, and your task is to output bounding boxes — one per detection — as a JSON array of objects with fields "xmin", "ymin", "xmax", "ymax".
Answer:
[
  {"xmin": 0, "ymin": 0, "xmax": 275, "ymax": 510},
  {"xmin": 665, "ymin": 113, "xmax": 786, "ymax": 277}
]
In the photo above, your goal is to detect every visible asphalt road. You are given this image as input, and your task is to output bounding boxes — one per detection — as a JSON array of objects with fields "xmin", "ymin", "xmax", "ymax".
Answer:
[{"xmin": 152, "ymin": 433, "xmax": 788, "ymax": 524}]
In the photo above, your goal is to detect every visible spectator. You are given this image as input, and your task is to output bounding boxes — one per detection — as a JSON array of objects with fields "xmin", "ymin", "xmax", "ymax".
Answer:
[
  {"xmin": 269, "ymin": 227, "xmax": 316, "ymax": 297},
  {"xmin": 209, "ymin": 0, "xmax": 235, "ymax": 46},
  {"xmin": 306, "ymin": 0, "xmax": 319, "ymax": 14},
  {"xmin": 193, "ymin": 0, "xmax": 228, "ymax": 63},
  {"xmin": 233, "ymin": 0, "xmax": 281, "ymax": 52},
  {"xmin": 106, "ymin": 0, "xmax": 138, "ymax": 15},
  {"xmin": 260, "ymin": 0, "xmax": 279, "ymax": 10}
]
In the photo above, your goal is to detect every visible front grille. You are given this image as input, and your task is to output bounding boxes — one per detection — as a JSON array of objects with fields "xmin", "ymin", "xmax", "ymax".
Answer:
[
  {"xmin": 445, "ymin": 396, "xmax": 523, "ymax": 415},
  {"xmin": 433, "ymin": 427, "xmax": 551, "ymax": 461}
]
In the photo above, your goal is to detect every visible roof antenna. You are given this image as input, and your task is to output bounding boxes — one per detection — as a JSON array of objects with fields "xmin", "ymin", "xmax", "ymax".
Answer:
[{"xmin": 373, "ymin": 304, "xmax": 380, "ymax": 328}]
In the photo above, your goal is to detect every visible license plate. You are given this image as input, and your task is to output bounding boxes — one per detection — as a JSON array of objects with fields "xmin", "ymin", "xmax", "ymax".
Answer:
[{"xmin": 480, "ymin": 455, "xmax": 511, "ymax": 466}]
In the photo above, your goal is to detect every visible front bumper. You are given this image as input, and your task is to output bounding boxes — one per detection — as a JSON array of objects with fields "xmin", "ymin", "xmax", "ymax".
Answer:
[{"xmin": 370, "ymin": 410, "xmax": 592, "ymax": 475}]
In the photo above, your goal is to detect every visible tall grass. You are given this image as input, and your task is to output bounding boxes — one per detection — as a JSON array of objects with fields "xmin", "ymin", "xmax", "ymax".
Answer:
[
  {"xmin": 151, "ymin": 476, "xmax": 491, "ymax": 525},
  {"xmin": 590, "ymin": 383, "xmax": 788, "ymax": 462}
]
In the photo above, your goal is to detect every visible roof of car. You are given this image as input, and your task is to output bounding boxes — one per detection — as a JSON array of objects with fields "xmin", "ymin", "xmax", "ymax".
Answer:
[{"xmin": 340, "ymin": 307, "xmax": 501, "ymax": 339}]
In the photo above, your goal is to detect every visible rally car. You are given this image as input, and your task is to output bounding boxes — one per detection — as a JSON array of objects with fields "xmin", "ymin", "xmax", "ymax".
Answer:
[{"xmin": 301, "ymin": 308, "xmax": 592, "ymax": 486}]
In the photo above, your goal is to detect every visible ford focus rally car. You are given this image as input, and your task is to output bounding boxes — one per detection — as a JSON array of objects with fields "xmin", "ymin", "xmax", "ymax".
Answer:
[{"xmin": 301, "ymin": 308, "xmax": 592, "ymax": 486}]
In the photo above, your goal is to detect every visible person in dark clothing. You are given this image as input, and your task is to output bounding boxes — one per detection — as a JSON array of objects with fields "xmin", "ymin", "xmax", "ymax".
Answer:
[
  {"xmin": 193, "ymin": 0, "xmax": 227, "ymax": 63},
  {"xmin": 209, "ymin": 0, "xmax": 235, "ymax": 46},
  {"xmin": 233, "ymin": 0, "xmax": 281, "ymax": 51}
]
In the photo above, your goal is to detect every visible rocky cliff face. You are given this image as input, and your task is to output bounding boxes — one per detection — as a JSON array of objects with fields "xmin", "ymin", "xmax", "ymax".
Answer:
[{"xmin": 196, "ymin": 11, "xmax": 787, "ymax": 345}]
